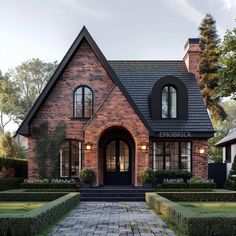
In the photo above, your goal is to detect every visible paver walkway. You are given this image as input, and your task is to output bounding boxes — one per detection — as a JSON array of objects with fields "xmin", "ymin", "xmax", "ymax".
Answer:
[{"xmin": 49, "ymin": 202, "xmax": 175, "ymax": 236}]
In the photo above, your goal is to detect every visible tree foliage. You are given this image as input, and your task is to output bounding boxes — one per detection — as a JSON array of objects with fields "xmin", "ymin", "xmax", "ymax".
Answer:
[
  {"xmin": 0, "ymin": 132, "xmax": 26, "ymax": 159},
  {"xmin": 217, "ymin": 25, "xmax": 236, "ymax": 99},
  {"xmin": 0, "ymin": 72, "xmax": 20, "ymax": 133},
  {"xmin": 199, "ymin": 14, "xmax": 227, "ymax": 122},
  {"xmin": 6, "ymin": 58, "xmax": 58, "ymax": 121}
]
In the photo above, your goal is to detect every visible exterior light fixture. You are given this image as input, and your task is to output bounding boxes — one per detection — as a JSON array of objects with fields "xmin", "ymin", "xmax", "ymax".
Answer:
[
  {"xmin": 199, "ymin": 148, "xmax": 205, "ymax": 154},
  {"xmin": 140, "ymin": 143, "xmax": 147, "ymax": 151},
  {"xmin": 85, "ymin": 142, "xmax": 92, "ymax": 150}
]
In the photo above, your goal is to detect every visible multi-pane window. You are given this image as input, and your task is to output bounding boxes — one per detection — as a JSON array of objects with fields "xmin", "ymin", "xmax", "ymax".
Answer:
[
  {"xmin": 60, "ymin": 140, "xmax": 82, "ymax": 178},
  {"xmin": 153, "ymin": 142, "xmax": 191, "ymax": 171},
  {"xmin": 162, "ymin": 85, "xmax": 177, "ymax": 118},
  {"xmin": 74, "ymin": 86, "xmax": 93, "ymax": 118}
]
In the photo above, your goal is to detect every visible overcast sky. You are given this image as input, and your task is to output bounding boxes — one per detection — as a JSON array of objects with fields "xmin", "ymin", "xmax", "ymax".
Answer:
[{"xmin": 0, "ymin": 0, "xmax": 236, "ymax": 74}]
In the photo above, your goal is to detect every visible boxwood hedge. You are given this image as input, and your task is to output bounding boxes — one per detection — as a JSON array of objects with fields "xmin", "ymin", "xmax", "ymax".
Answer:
[
  {"xmin": 21, "ymin": 182, "xmax": 77, "ymax": 189},
  {"xmin": 0, "ymin": 178, "xmax": 24, "ymax": 191},
  {"xmin": 0, "ymin": 192, "xmax": 80, "ymax": 236},
  {"xmin": 162, "ymin": 182, "xmax": 216, "ymax": 189},
  {"xmin": 146, "ymin": 192, "xmax": 236, "ymax": 236}
]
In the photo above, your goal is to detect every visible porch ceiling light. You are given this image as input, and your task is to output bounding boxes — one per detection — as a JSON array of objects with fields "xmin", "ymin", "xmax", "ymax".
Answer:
[
  {"xmin": 85, "ymin": 142, "xmax": 92, "ymax": 150},
  {"xmin": 140, "ymin": 142, "xmax": 148, "ymax": 151}
]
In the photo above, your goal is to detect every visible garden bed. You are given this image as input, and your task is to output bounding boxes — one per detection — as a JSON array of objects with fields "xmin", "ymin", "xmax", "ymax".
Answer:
[
  {"xmin": 146, "ymin": 192, "xmax": 236, "ymax": 236},
  {"xmin": 0, "ymin": 192, "xmax": 80, "ymax": 236}
]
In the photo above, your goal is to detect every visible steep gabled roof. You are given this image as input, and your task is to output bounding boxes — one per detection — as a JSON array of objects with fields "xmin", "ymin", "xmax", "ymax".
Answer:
[
  {"xmin": 17, "ymin": 26, "xmax": 152, "ymax": 136},
  {"xmin": 109, "ymin": 60, "xmax": 214, "ymax": 137}
]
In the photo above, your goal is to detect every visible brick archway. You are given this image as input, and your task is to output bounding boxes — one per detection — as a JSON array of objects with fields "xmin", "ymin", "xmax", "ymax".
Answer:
[{"xmin": 98, "ymin": 126, "xmax": 135, "ymax": 185}]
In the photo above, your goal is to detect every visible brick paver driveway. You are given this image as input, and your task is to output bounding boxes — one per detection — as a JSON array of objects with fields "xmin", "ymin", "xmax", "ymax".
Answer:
[{"xmin": 49, "ymin": 202, "xmax": 175, "ymax": 236}]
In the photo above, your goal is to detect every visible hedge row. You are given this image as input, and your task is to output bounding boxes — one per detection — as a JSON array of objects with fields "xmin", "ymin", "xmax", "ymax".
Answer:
[
  {"xmin": 21, "ymin": 183, "xmax": 77, "ymax": 189},
  {"xmin": 0, "ymin": 158, "xmax": 27, "ymax": 169},
  {"xmin": 0, "ymin": 192, "xmax": 80, "ymax": 236},
  {"xmin": 0, "ymin": 178, "xmax": 24, "ymax": 191},
  {"xmin": 0, "ymin": 192, "xmax": 68, "ymax": 201},
  {"xmin": 158, "ymin": 191, "xmax": 236, "ymax": 202},
  {"xmin": 162, "ymin": 182, "xmax": 216, "ymax": 189},
  {"xmin": 146, "ymin": 192, "xmax": 236, "ymax": 236},
  {"xmin": 156, "ymin": 189, "xmax": 214, "ymax": 192},
  {"xmin": 23, "ymin": 189, "xmax": 78, "ymax": 192}
]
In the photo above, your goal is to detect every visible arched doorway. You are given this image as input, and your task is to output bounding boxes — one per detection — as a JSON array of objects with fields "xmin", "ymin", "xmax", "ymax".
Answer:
[{"xmin": 98, "ymin": 127, "xmax": 135, "ymax": 185}]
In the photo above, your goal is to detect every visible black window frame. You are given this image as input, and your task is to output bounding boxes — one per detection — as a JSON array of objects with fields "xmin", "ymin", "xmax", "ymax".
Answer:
[
  {"xmin": 60, "ymin": 139, "xmax": 82, "ymax": 179},
  {"xmin": 73, "ymin": 85, "xmax": 93, "ymax": 119},
  {"xmin": 153, "ymin": 141, "xmax": 192, "ymax": 171},
  {"xmin": 161, "ymin": 85, "xmax": 177, "ymax": 119}
]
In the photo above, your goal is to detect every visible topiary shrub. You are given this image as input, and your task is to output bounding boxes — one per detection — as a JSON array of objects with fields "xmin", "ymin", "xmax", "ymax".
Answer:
[
  {"xmin": 225, "ymin": 155, "xmax": 236, "ymax": 190},
  {"xmin": 139, "ymin": 168, "xmax": 154, "ymax": 184},
  {"xmin": 79, "ymin": 169, "xmax": 96, "ymax": 185}
]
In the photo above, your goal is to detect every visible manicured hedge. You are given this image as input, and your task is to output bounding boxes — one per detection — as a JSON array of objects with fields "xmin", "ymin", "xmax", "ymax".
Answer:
[
  {"xmin": 162, "ymin": 182, "xmax": 216, "ymax": 189},
  {"xmin": 158, "ymin": 191, "xmax": 236, "ymax": 202},
  {"xmin": 156, "ymin": 189, "xmax": 214, "ymax": 192},
  {"xmin": 0, "ymin": 192, "xmax": 67, "ymax": 201},
  {"xmin": 21, "ymin": 183, "xmax": 77, "ymax": 189},
  {"xmin": 146, "ymin": 192, "xmax": 236, "ymax": 236},
  {"xmin": 23, "ymin": 188, "xmax": 78, "ymax": 192},
  {"xmin": 0, "ymin": 192, "xmax": 80, "ymax": 236},
  {"xmin": 0, "ymin": 178, "xmax": 24, "ymax": 191}
]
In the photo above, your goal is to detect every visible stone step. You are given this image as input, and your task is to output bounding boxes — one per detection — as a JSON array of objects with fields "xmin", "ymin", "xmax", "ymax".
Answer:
[{"xmin": 80, "ymin": 196, "xmax": 145, "ymax": 201}]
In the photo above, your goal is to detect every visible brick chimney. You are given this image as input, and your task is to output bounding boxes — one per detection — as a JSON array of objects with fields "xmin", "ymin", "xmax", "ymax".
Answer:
[{"xmin": 183, "ymin": 38, "xmax": 201, "ymax": 81}]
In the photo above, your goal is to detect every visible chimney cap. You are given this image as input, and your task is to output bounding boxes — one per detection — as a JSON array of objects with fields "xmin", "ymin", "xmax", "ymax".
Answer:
[{"xmin": 184, "ymin": 38, "xmax": 200, "ymax": 49}]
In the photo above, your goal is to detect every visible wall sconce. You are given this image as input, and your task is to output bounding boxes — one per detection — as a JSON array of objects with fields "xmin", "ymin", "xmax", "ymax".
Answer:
[
  {"xmin": 140, "ymin": 142, "xmax": 148, "ymax": 151},
  {"xmin": 199, "ymin": 148, "xmax": 205, "ymax": 154},
  {"xmin": 85, "ymin": 142, "xmax": 92, "ymax": 150}
]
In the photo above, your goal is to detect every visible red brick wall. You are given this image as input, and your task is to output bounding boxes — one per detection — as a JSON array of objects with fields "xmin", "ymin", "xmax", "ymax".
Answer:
[
  {"xmin": 192, "ymin": 139, "xmax": 208, "ymax": 179},
  {"xmin": 85, "ymin": 86, "xmax": 149, "ymax": 186},
  {"xmin": 28, "ymin": 39, "xmax": 114, "ymax": 178}
]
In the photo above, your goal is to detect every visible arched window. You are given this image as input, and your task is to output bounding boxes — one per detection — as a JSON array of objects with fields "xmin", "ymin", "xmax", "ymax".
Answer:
[
  {"xmin": 60, "ymin": 140, "xmax": 82, "ymax": 178},
  {"xmin": 74, "ymin": 86, "xmax": 93, "ymax": 118},
  {"xmin": 161, "ymin": 85, "xmax": 177, "ymax": 118}
]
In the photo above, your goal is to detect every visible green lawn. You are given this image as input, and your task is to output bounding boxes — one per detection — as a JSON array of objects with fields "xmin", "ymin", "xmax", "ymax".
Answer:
[
  {"xmin": 178, "ymin": 202, "xmax": 236, "ymax": 214},
  {"xmin": 0, "ymin": 202, "xmax": 48, "ymax": 214}
]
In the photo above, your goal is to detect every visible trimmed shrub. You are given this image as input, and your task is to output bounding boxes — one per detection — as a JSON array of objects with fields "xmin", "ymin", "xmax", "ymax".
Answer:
[
  {"xmin": 23, "ymin": 189, "xmax": 78, "ymax": 192},
  {"xmin": 146, "ymin": 192, "xmax": 236, "ymax": 236},
  {"xmin": 0, "ymin": 192, "xmax": 80, "ymax": 236},
  {"xmin": 139, "ymin": 168, "xmax": 154, "ymax": 184},
  {"xmin": 80, "ymin": 169, "xmax": 96, "ymax": 184},
  {"xmin": 0, "ymin": 178, "xmax": 24, "ymax": 191}
]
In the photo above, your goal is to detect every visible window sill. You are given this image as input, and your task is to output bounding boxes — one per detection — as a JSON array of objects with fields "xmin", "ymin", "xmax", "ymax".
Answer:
[{"xmin": 70, "ymin": 117, "xmax": 90, "ymax": 121}]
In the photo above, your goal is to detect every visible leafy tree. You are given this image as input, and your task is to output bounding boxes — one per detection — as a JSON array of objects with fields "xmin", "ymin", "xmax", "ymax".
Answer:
[
  {"xmin": 0, "ymin": 72, "xmax": 20, "ymax": 133},
  {"xmin": 217, "ymin": 25, "xmax": 236, "ymax": 99},
  {"xmin": 208, "ymin": 119, "xmax": 233, "ymax": 163},
  {"xmin": 225, "ymin": 155, "xmax": 236, "ymax": 190},
  {"xmin": 6, "ymin": 58, "xmax": 58, "ymax": 121},
  {"xmin": 199, "ymin": 14, "xmax": 227, "ymax": 123},
  {"xmin": 0, "ymin": 132, "xmax": 26, "ymax": 159}
]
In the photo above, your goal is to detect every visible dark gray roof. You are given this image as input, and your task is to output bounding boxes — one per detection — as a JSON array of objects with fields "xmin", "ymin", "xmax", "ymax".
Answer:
[
  {"xmin": 109, "ymin": 60, "xmax": 214, "ymax": 137},
  {"xmin": 215, "ymin": 128, "xmax": 236, "ymax": 147}
]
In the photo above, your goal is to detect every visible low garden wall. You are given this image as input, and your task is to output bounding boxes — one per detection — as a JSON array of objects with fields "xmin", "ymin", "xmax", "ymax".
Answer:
[
  {"xmin": 0, "ymin": 192, "xmax": 80, "ymax": 236},
  {"xmin": 146, "ymin": 192, "xmax": 236, "ymax": 236}
]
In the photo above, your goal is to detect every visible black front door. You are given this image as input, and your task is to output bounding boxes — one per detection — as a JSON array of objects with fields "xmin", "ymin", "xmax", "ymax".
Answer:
[{"xmin": 104, "ymin": 139, "xmax": 131, "ymax": 185}]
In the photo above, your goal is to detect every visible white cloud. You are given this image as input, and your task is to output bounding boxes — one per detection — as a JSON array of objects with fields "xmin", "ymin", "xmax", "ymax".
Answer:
[
  {"xmin": 221, "ymin": 0, "xmax": 236, "ymax": 9},
  {"xmin": 165, "ymin": 0, "xmax": 204, "ymax": 24}
]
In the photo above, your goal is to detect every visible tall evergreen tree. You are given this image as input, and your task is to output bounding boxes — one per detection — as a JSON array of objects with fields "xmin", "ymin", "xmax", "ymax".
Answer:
[{"xmin": 199, "ymin": 14, "xmax": 227, "ymax": 123}]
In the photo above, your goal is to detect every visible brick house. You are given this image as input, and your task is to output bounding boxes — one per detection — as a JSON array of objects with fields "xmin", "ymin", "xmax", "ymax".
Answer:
[{"xmin": 17, "ymin": 26, "xmax": 214, "ymax": 186}]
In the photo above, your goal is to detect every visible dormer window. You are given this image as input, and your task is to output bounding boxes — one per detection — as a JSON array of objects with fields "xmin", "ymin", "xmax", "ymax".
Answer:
[
  {"xmin": 161, "ymin": 85, "xmax": 177, "ymax": 118},
  {"xmin": 74, "ymin": 85, "xmax": 93, "ymax": 118}
]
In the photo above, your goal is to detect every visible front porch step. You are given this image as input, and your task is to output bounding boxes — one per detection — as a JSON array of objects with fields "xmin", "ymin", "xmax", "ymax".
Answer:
[{"xmin": 79, "ymin": 187, "xmax": 154, "ymax": 201}]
